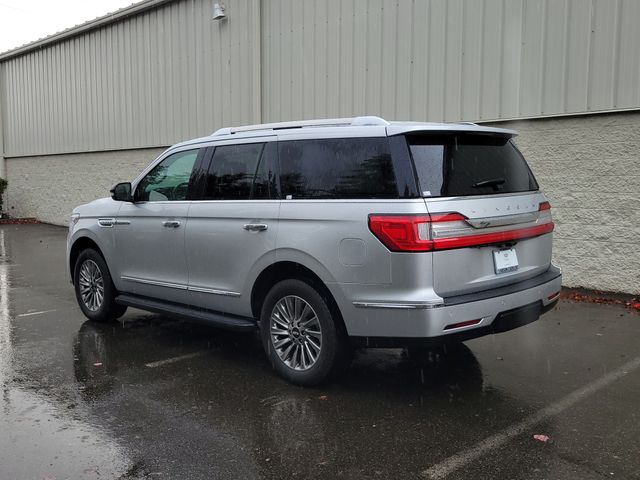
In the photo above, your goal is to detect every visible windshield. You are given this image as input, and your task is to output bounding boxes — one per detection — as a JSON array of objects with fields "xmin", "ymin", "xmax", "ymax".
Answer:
[{"xmin": 407, "ymin": 133, "xmax": 539, "ymax": 197}]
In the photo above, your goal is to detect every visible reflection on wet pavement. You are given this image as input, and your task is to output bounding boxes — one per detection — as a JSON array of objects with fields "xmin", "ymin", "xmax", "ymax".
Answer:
[
  {"xmin": 1, "ymin": 229, "xmax": 12, "ymax": 386},
  {"xmin": 1, "ymin": 224, "xmax": 639, "ymax": 479}
]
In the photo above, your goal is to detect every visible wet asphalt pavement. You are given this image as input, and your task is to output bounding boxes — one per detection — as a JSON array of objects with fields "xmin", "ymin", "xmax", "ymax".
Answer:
[{"xmin": 0, "ymin": 224, "xmax": 639, "ymax": 480}]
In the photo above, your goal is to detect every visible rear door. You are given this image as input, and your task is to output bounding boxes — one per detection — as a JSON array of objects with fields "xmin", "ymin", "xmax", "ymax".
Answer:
[
  {"xmin": 406, "ymin": 132, "xmax": 554, "ymax": 297},
  {"xmin": 185, "ymin": 138, "xmax": 279, "ymax": 316}
]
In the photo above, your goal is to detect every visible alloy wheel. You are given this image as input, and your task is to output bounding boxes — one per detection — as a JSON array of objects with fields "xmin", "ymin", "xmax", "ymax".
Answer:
[
  {"xmin": 78, "ymin": 259, "xmax": 105, "ymax": 312},
  {"xmin": 270, "ymin": 295, "xmax": 323, "ymax": 371}
]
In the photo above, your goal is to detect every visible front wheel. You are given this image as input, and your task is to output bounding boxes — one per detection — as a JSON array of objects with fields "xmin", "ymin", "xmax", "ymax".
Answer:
[
  {"xmin": 260, "ymin": 279, "xmax": 351, "ymax": 386},
  {"xmin": 74, "ymin": 249, "xmax": 127, "ymax": 323}
]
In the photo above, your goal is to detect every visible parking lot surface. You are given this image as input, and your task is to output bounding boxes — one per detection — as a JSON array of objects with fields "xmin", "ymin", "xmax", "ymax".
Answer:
[{"xmin": 1, "ymin": 224, "xmax": 639, "ymax": 479}]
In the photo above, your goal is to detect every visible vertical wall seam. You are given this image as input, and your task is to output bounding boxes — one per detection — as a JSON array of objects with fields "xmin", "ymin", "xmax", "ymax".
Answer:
[
  {"xmin": 612, "ymin": 0, "xmax": 622, "ymax": 108},
  {"xmin": 0, "ymin": 61, "xmax": 6, "ymax": 179},
  {"xmin": 540, "ymin": 0, "xmax": 547, "ymax": 114},
  {"xmin": 585, "ymin": 0, "xmax": 596, "ymax": 110},
  {"xmin": 256, "ymin": 0, "xmax": 263, "ymax": 124},
  {"xmin": 562, "ymin": 0, "xmax": 571, "ymax": 112}
]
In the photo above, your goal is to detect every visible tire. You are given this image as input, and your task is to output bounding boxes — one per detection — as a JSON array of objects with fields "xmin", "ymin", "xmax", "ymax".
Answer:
[
  {"xmin": 74, "ymin": 248, "xmax": 127, "ymax": 323},
  {"xmin": 260, "ymin": 279, "xmax": 352, "ymax": 386}
]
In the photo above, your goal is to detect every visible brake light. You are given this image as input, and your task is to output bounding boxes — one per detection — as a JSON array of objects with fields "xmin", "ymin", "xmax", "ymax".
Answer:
[
  {"xmin": 367, "ymin": 215, "xmax": 433, "ymax": 252},
  {"xmin": 369, "ymin": 204, "xmax": 554, "ymax": 252}
]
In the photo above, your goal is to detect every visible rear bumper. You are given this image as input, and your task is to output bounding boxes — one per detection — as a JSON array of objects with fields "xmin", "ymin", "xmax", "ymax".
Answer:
[{"xmin": 346, "ymin": 266, "xmax": 562, "ymax": 343}]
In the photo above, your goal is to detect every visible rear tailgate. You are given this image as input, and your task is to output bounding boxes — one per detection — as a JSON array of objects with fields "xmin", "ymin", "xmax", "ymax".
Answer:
[
  {"xmin": 406, "ymin": 131, "xmax": 554, "ymax": 298},
  {"xmin": 425, "ymin": 193, "xmax": 553, "ymax": 297}
]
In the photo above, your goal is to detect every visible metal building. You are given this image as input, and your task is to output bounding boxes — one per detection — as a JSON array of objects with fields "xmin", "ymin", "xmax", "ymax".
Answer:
[{"xmin": 0, "ymin": 0, "xmax": 639, "ymax": 293}]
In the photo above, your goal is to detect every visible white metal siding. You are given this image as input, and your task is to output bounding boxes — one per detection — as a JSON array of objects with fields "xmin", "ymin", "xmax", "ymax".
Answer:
[
  {"xmin": 0, "ymin": 0, "xmax": 260, "ymax": 157},
  {"xmin": 261, "ymin": 0, "xmax": 640, "ymax": 123},
  {"xmin": 2, "ymin": 0, "xmax": 640, "ymax": 157}
]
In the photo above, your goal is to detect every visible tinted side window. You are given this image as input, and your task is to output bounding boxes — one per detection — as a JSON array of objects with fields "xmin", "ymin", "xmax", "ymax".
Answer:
[
  {"xmin": 251, "ymin": 142, "xmax": 278, "ymax": 200},
  {"xmin": 136, "ymin": 149, "xmax": 199, "ymax": 201},
  {"xmin": 203, "ymin": 143, "xmax": 274, "ymax": 200},
  {"xmin": 278, "ymin": 138, "xmax": 397, "ymax": 199}
]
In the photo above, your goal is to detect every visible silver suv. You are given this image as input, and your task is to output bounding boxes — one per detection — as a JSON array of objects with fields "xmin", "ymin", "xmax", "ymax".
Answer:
[{"xmin": 67, "ymin": 116, "xmax": 561, "ymax": 385}]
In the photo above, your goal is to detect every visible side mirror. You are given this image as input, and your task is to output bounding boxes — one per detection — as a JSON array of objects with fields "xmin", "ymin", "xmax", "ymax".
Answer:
[{"xmin": 110, "ymin": 182, "xmax": 133, "ymax": 202}]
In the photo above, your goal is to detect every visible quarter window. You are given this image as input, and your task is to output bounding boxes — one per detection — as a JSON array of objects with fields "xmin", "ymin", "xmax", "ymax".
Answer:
[
  {"xmin": 278, "ymin": 138, "xmax": 398, "ymax": 199},
  {"xmin": 136, "ymin": 149, "xmax": 199, "ymax": 201}
]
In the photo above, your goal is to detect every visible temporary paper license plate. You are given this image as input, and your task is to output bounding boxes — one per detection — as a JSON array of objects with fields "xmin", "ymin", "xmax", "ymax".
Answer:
[{"xmin": 493, "ymin": 248, "xmax": 519, "ymax": 274}]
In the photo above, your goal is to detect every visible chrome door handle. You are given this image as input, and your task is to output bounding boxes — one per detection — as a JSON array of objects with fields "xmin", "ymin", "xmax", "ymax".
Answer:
[
  {"xmin": 98, "ymin": 218, "xmax": 115, "ymax": 228},
  {"xmin": 243, "ymin": 223, "xmax": 268, "ymax": 232},
  {"xmin": 162, "ymin": 220, "xmax": 181, "ymax": 228}
]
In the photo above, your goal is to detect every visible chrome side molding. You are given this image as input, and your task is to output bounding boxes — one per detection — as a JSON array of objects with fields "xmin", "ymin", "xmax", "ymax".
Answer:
[
  {"xmin": 121, "ymin": 276, "xmax": 240, "ymax": 297},
  {"xmin": 352, "ymin": 301, "xmax": 444, "ymax": 309}
]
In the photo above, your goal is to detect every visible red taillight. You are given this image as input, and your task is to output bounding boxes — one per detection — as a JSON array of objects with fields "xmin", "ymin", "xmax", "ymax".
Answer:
[
  {"xmin": 369, "ymin": 205, "xmax": 554, "ymax": 252},
  {"xmin": 368, "ymin": 214, "xmax": 466, "ymax": 252},
  {"xmin": 367, "ymin": 215, "xmax": 433, "ymax": 252}
]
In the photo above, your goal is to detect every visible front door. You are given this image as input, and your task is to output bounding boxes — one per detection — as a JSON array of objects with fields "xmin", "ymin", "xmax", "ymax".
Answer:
[{"xmin": 115, "ymin": 148, "xmax": 203, "ymax": 304}]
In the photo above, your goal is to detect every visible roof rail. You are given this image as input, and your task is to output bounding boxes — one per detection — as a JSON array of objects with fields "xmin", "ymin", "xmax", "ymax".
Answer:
[
  {"xmin": 211, "ymin": 116, "xmax": 389, "ymax": 136},
  {"xmin": 455, "ymin": 121, "xmax": 479, "ymax": 126}
]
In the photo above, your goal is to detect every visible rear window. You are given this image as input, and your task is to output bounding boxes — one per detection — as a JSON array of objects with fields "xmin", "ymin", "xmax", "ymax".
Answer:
[
  {"xmin": 278, "ymin": 138, "xmax": 398, "ymax": 199},
  {"xmin": 407, "ymin": 134, "xmax": 539, "ymax": 197}
]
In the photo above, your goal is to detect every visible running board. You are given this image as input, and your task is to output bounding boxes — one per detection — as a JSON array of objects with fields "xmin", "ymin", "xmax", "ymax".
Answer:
[{"xmin": 115, "ymin": 294, "xmax": 257, "ymax": 332}]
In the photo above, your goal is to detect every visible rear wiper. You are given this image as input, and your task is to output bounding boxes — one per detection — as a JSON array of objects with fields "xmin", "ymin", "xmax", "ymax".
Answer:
[{"xmin": 472, "ymin": 177, "xmax": 506, "ymax": 189}]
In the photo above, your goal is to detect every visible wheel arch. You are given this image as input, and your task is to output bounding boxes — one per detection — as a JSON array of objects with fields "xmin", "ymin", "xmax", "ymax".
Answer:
[
  {"xmin": 250, "ymin": 261, "xmax": 347, "ymax": 334},
  {"xmin": 69, "ymin": 236, "xmax": 106, "ymax": 284}
]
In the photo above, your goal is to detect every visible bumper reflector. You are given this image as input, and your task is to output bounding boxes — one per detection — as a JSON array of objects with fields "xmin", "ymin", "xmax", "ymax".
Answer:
[{"xmin": 443, "ymin": 318, "xmax": 482, "ymax": 331}]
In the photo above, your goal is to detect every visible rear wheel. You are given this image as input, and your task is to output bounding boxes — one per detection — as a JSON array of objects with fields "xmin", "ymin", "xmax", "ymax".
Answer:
[
  {"xmin": 260, "ymin": 279, "xmax": 351, "ymax": 385},
  {"xmin": 74, "ymin": 249, "xmax": 127, "ymax": 323}
]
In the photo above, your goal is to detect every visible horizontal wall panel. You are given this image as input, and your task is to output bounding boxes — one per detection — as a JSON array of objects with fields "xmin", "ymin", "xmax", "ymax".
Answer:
[
  {"xmin": 0, "ymin": 0, "xmax": 260, "ymax": 157},
  {"xmin": 261, "ymin": 0, "xmax": 640, "ymax": 123}
]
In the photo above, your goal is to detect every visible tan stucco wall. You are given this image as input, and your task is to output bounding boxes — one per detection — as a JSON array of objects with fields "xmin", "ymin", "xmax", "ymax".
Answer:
[
  {"xmin": 4, "ymin": 148, "xmax": 165, "ymax": 225},
  {"xmin": 490, "ymin": 112, "xmax": 640, "ymax": 294}
]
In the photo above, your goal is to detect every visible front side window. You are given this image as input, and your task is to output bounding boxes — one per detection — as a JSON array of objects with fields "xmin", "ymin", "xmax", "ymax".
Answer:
[
  {"xmin": 203, "ymin": 142, "xmax": 275, "ymax": 200},
  {"xmin": 136, "ymin": 149, "xmax": 199, "ymax": 201},
  {"xmin": 278, "ymin": 138, "xmax": 398, "ymax": 199}
]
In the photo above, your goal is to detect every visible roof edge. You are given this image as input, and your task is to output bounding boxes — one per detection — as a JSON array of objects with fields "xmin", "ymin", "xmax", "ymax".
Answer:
[{"xmin": 0, "ymin": 0, "xmax": 174, "ymax": 62}]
